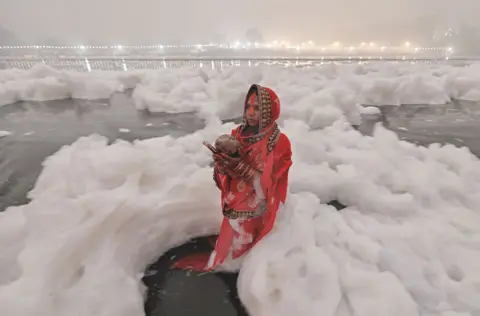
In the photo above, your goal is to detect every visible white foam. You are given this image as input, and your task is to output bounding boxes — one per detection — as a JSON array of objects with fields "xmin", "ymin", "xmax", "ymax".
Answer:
[
  {"xmin": 0, "ymin": 131, "xmax": 12, "ymax": 138},
  {"xmin": 239, "ymin": 120, "xmax": 480, "ymax": 316},
  {"xmin": 359, "ymin": 106, "xmax": 382, "ymax": 115},
  {"xmin": 0, "ymin": 65, "xmax": 480, "ymax": 316},
  {"xmin": 3, "ymin": 63, "xmax": 480, "ymax": 128},
  {"xmin": 0, "ymin": 126, "xmax": 227, "ymax": 316},
  {"xmin": 0, "ymin": 64, "xmax": 144, "ymax": 106}
]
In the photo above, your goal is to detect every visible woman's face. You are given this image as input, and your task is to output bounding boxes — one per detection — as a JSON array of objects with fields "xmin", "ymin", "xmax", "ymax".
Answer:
[{"xmin": 245, "ymin": 93, "xmax": 260, "ymax": 126}]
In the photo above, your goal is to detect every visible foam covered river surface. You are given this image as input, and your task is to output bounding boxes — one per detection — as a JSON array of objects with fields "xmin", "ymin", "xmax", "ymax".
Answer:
[{"xmin": 0, "ymin": 94, "xmax": 480, "ymax": 316}]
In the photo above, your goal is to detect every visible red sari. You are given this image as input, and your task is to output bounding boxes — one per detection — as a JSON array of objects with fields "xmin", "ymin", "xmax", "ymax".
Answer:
[{"xmin": 174, "ymin": 84, "xmax": 292, "ymax": 272}]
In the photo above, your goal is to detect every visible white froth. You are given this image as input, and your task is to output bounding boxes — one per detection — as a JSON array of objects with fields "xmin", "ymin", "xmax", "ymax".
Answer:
[{"xmin": 0, "ymin": 65, "xmax": 479, "ymax": 316}]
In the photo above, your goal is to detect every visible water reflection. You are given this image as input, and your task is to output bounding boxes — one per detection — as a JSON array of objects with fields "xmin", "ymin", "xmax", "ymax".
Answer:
[{"xmin": 1, "ymin": 57, "xmax": 475, "ymax": 72}]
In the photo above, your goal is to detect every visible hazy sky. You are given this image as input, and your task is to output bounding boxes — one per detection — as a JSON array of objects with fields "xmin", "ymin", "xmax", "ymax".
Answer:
[{"xmin": 1, "ymin": 0, "xmax": 479, "ymax": 44}]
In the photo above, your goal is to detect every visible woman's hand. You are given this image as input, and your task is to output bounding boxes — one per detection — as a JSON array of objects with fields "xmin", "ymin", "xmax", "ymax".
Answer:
[
  {"xmin": 214, "ymin": 153, "xmax": 243, "ymax": 179},
  {"xmin": 215, "ymin": 153, "xmax": 260, "ymax": 181},
  {"xmin": 214, "ymin": 153, "xmax": 241, "ymax": 169}
]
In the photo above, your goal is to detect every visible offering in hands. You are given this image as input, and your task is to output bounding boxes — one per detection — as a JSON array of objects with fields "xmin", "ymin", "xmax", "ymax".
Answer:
[{"xmin": 203, "ymin": 134, "xmax": 242, "ymax": 157}]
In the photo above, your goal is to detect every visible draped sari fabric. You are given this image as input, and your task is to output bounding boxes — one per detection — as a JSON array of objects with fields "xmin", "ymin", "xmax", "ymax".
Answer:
[{"xmin": 173, "ymin": 84, "xmax": 292, "ymax": 272}]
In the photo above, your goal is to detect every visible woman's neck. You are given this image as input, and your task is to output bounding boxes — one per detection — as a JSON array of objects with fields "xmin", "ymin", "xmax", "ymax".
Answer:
[{"xmin": 242, "ymin": 124, "xmax": 259, "ymax": 136}]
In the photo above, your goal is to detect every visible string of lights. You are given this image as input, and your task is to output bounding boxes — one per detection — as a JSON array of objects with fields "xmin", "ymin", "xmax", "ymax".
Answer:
[{"xmin": 0, "ymin": 41, "xmax": 454, "ymax": 53}]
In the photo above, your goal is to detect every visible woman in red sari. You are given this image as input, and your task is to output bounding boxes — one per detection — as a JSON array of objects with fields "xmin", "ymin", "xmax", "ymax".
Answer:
[{"xmin": 174, "ymin": 84, "xmax": 292, "ymax": 272}]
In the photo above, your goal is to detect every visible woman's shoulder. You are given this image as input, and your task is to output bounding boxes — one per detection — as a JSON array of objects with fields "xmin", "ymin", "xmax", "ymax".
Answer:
[
  {"xmin": 277, "ymin": 132, "xmax": 291, "ymax": 147},
  {"xmin": 274, "ymin": 132, "xmax": 291, "ymax": 155}
]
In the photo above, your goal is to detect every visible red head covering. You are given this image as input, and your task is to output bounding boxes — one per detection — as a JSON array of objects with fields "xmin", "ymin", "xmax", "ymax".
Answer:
[{"xmin": 243, "ymin": 84, "xmax": 280, "ymax": 133}]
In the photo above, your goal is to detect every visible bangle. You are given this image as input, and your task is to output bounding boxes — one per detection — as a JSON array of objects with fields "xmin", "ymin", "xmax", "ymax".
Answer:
[
  {"xmin": 247, "ymin": 167, "xmax": 256, "ymax": 180},
  {"xmin": 232, "ymin": 160, "xmax": 257, "ymax": 180},
  {"xmin": 233, "ymin": 161, "xmax": 247, "ymax": 174},
  {"xmin": 242, "ymin": 165, "xmax": 256, "ymax": 180}
]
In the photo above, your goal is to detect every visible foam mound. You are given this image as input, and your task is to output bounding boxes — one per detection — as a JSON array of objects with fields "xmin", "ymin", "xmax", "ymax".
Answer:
[
  {"xmin": 0, "ymin": 131, "xmax": 12, "ymax": 138},
  {"xmin": 0, "ymin": 64, "xmax": 480, "ymax": 316},
  {"xmin": 3, "ymin": 62, "xmax": 480, "ymax": 128},
  {"xmin": 0, "ymin": 117, "xmax": 479, "ymax": 316}
]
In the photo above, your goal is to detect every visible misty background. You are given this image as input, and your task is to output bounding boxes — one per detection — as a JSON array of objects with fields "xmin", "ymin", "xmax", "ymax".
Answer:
[{"xmin": 1, "ymin": 0, "xmax": 480, "ymax": 53}]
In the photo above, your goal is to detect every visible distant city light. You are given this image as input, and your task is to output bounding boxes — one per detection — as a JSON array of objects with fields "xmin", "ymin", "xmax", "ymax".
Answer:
[{"xmin": 0, "ymin": 41, "xmax": 456, "ymax": 60}]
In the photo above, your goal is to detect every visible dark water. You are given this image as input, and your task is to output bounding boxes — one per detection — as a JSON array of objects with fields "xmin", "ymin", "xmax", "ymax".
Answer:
[
  {"xmin": 358, "ymin": 101, "xmax": 480, "ymax": 157},
  {"xmin": 143, "ymin": 237, "xmax": 249, "ymax": 316},
  {"xmin": 1, "ymin": 95, "xmax": 480, "ymax": 316},
  {"xmin": 0, "ymin": 94, "xmax": 204, "ymax": 211}
]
